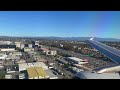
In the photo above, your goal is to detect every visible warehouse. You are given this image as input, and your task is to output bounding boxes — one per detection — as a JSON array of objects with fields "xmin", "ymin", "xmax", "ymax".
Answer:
[
  {"xmin": 27, "ymin": 67, "xmax": 38, "ymax": 79},
  {"xmin": 19, "ymin": 62, "xmax": 48, "ymax": 71},
  {"xmin": 27, "ymin": 67, "xmax": 49, "ymax": 79}
]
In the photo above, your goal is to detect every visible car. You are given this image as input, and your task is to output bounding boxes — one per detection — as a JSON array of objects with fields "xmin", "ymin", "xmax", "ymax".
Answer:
[{"xmin": 53, "ymin": 71, "xmax": 58, "ymax": 75}]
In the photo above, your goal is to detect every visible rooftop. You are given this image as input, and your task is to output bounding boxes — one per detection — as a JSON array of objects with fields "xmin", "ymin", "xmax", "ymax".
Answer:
[
  {"xmin": 67, "ymin": 57, "xmax": 84, "ymax": 62},
  {"xmin": 27, "ymin": 67, "xmax": 38, "ymax": 78},
  {"xmin": 27, "ymin": 67, "xmax": 48, "ymax": 78}
]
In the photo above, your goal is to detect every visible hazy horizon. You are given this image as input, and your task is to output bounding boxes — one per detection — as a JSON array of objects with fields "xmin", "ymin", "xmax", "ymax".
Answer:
[{"xmin": 0, "ymin": 35, "xmax": 120, "ymax": 39}]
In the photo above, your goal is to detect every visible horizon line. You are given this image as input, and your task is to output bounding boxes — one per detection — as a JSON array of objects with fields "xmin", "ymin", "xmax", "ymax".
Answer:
[{"xmin": 0, "ymin": 35, "xmax": 119, "ymax": 39}]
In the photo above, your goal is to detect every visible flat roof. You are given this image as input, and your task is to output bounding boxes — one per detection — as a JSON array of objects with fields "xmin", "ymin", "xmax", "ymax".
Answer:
[
  {"xmin": 27, "ymin": 67, "xmax": 48, "ymax": 78},
  {"xmin": 67, "ymin": 57, "xmax": 84, "ymax": 62},
  {"xmin": 35, "ymin": 67, "xmax": 48, "ymax": 78},
  {"xmin": 27, "ymin": 67, "xmax": 38, "ymax": 78}
]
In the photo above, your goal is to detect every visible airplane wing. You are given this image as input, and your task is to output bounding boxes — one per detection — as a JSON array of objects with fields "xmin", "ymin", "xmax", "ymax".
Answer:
[{"xmin": 86, "ymin": 38, "xmax": 120, "ymax": 64}]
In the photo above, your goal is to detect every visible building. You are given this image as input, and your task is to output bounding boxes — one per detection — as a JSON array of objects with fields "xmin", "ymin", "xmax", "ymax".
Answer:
[
  {"xmin": 14, "ymin": 42, "xmax": 21, "ymax": 48},
  {"xmin": 19, "ymin": 62, "xmax": 48, "ymax": 71},
  {"xmin": 1, "ymin": 48, "xmax": 15, "ymax": 52},
  {"xmin": 20, "ymin": 44, "xmax": 25, "ymax": 49},
  {"xmin": 5, "ymin": 74, "xmax": 12, "ymax": 79},
  {"xmin": 13, "ymin": 52, "xmax": 22, "ymax": 56},
  {"xmin": 28, "ymin": 44, "xmax": 33, "ymax": 48},
  {"xmin": 35, "ymin": 41, "xmax": 39, "ymax": 46},
  {"xmin": 27, "ymin": 67, "xmax": 49, "ymax": 79},
  {"xmin": 0, "ymin": 41, "xmax": 12, "ymax": 45},
  {"xmin": 0, "ymin": 44, "xmax": 16, "ymax": 48},
  {"xmin": 50, "ymin": 50, "xmax": 57, "ymax": 55},
  {"xmin": 24, "ymin": 48, "xmax": 34, "ymax": 52},
  {"xmin": 16, "ymin": 59, "xmax": 26, "ymax": 64},
  {"xmin": 41, "ymin": 47, "xmax": 57, "ymax": 56},
  {"xmin": 66, "ymin": 57, "xmax": 88, "ymax": 65},
  {"xmin": 0, "ymin": 54, "xmax": 7, "ymax": 60},
  {"xmin": 25, "ymin": 44, "xmax": 28, "ymax": 47}
]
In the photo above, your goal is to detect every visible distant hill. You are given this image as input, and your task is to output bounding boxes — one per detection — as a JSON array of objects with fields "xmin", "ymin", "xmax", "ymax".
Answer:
[{"xmin": 0, "ymin": 36, "xmax": 120, "ymax": 42}]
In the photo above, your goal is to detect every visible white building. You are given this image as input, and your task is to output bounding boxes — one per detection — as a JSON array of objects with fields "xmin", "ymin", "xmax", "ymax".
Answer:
[
  {"xmin": 19, "ymin": 62, "xmax": 48, "ymax": 71},
  {"xmin": 28, "ymin": 44, "xmax": 33, "ymax": 48},
  {"xmin": 0, "ymin": 54, "xmax": 7, "ymax": 60},
  {"xmin": 50, "ymin": 50, "xmax": 57, "ymax": 55},
  {"xmin": 41, "ymin": 48, "xmax": 57, "ymax": 56},
  {"xmin": 35, "ymin": 41, "xmax": 39, "ymax": 46},
  {"xmin": 66, "ymin": 57, "xmax": 88, "ymax": 65},
  {"xmin": 0, "ymin": 41, "xmax": 12, "ymax": 45},
  {"xmin": 14, "ymin": 42, "xmax": 21, "ymax": 48},
  {"xmin": 1, "ymin": 48, "xmax": 15, "ymax": 52},
  {"xmin": 20, "ymin": 44, "xmax": 25, "ymax": 49}
]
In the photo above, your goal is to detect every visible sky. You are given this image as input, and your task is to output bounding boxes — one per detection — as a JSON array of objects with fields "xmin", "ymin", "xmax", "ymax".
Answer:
[{"xmin": 0, "ymin": 11, "xmax": 120, "ymax": 39}]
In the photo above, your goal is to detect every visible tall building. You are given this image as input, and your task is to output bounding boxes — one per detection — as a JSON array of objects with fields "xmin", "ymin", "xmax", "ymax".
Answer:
[
  {"xmin": 35, "ymin": 41, "xmax": 39, "ymax": 46},
  {"xmin": 28, "ymin": 44, "xmax": 35, "ymax": 48},
  {"xmin": 20, "ymin": 44, "xmax": 25, "ymax": 49}
]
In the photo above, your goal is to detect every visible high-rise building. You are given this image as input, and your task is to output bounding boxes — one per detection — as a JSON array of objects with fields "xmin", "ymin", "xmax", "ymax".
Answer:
[
  {"xmin": 35, "ymin": 41, "xmax": 39, "ymax": 46},
  {"xmin": 20, "ymin": 44, "xmax": 25, "ymax": 49}
]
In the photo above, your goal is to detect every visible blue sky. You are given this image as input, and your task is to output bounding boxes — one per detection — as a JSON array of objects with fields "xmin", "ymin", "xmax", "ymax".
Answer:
[{"xmin": 0, "ymin": 11, "xmax": 120, "ymax": 39}]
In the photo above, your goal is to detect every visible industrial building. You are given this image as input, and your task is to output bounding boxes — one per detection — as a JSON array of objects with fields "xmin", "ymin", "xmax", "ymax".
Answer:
[
  {"xmin": 19, "ymin": 62, "xmax": 48, "ymax": 71},
  {"xmin": 66, "ymin": 57, "xmax": 88, "ymax": 65},
  {"xmin": 27, "ymin": 67, "xmax": 49, "ymax": 79}
]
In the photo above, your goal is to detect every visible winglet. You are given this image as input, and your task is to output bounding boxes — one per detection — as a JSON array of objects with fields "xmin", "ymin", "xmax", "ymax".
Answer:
[{"xmin": 90, "ymin": 37, "xmax": 94, "ymax": 40}]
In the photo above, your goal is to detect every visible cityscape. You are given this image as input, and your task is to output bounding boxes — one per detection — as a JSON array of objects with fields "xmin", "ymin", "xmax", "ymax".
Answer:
[{"xmin": 0, "ymin": 11, "xmax": 119, "ymax": 79}]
